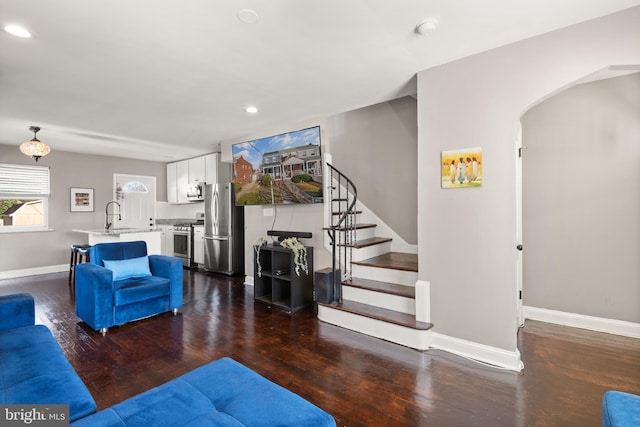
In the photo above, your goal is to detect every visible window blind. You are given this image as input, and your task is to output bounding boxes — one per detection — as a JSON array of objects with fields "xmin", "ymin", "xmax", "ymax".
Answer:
[{"xmin": 0, "ymin": 163, "xmax": 50, "ymax": 196}]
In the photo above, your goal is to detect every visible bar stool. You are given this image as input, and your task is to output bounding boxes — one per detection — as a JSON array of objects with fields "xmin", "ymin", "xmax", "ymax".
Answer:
[{"xmin": 69, "ymin": 244, "xmax": 91, "ymax": 290}]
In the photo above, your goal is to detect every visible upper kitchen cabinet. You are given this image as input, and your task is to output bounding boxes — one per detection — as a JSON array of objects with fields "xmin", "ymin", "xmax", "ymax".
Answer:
[
  {"xmin": 188, "ymin": 156, "xmax": 206, "ymax": 187},
  {"xmin": 167, "ymin": 160, "xmax": 190, "ymax": 203},
  {"xmin": 167, "ymin": 153, "xmax": 231, "ymax": 204},
  {"xmin": 205, "ymin": 153, "xmax": 232, "ymax": 184},
  {"xmin": 167, "ymin": 162, "xmax": 178, "ymax": 203},
  {"xmin": 176, "ymin": 160, "xmax": 190, "ymax": 203}
]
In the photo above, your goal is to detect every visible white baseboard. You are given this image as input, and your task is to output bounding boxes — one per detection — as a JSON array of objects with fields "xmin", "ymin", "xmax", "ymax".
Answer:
[
  {"xmin": 429, "ymin": 332, "xmax": 524, "ymax": 372},
  {"xmin": 0, "ymin": 264, "xmax": 68, "ymax": 281},
  {"xmin": 524, "ymin": 306, "xmax": 640, "ymax": 339}
]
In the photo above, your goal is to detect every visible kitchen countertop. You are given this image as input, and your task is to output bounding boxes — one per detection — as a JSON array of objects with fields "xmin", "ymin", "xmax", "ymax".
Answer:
[
  {"xmin": 156, "ymin": 218, "xmax": 202, "ymax": 225},
  {"xmin": 72, "ymin": 228, "xmax": 159, "ymax": 236}
]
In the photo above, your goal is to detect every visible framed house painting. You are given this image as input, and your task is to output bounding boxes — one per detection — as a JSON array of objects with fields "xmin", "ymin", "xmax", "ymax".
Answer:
[
  {"xmin": 441, "ymin": 147, "xmax": 482, "ymax": 188},
  {"xmin": 70, "ymin": 187, "xmax": 94, "ymax": 212}
]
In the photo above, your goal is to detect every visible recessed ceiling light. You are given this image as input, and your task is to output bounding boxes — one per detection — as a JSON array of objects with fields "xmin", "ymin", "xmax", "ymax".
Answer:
[
  {"xmin": 4, "ymin": 25, "xmax": 32, "ymax": 38},
  {"xmin": 245, "ymin": 106, "xmax": 258, "ymax": 114},
  {"xmin": 237, "ymin": 9, "xmax": 259, "ymax": 24}
]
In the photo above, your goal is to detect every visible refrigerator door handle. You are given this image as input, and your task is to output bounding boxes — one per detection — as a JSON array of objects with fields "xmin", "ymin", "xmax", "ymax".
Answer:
[{"xmin": 213, "ymin": 190, "xmax": 219, "ymax": 231}]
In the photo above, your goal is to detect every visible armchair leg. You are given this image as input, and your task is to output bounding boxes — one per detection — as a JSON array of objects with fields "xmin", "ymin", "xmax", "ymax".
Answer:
[
  {"xmin": 173, "ymin": 308, "xmax": 179, "ymax": 315},
  {"xmin": 100, "ymin": 328, "xmax": 108, "ymax": 336}
]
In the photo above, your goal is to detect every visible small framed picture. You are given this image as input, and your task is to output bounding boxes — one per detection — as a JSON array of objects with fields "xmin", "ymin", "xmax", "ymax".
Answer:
[
  {"xmin": 441, "ymin": 147, "xmax": 483, "ymax": 189},
  {"xmin": 70, "ymin": 187, "xmax": 94, "ymax": 212}
]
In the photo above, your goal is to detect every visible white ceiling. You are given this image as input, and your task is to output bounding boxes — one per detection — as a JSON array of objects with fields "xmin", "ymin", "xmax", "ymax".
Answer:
[{"xmin": 2, "ymin": 1, "xmax": 639, "ymax": 162}]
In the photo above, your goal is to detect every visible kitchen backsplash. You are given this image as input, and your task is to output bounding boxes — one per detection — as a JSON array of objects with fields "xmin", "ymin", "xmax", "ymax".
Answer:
[{"xmin": 156, "ymin": 201, "xmax": 203, "ymax": 221}]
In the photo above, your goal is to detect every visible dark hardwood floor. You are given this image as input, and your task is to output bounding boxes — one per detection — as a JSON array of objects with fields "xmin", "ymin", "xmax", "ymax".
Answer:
[{"xmin": 1, "ymin": 270, "xmax": 639, "ymax": 426}]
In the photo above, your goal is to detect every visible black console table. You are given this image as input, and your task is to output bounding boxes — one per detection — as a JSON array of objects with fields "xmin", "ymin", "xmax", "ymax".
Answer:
[{"xmin": 254, "ymin": 243, "xmax": 314, "ymax": 312}]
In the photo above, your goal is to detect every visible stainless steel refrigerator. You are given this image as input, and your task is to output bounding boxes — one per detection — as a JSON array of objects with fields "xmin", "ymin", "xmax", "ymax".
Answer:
[{"xmin": 204, "ymin": 183, "xmax": 244, "ymax": 275}]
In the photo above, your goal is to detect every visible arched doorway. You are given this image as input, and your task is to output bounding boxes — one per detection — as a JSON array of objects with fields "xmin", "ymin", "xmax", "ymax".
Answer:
[{"xmin": 517, "ymin": 66, "xmax": 640, "ymax": 335}]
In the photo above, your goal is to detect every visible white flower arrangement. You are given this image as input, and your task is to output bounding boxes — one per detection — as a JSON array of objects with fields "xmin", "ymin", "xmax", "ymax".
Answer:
[
  {"xmin": 280, "ymin": 237, "xmax": 308, "ymax": 276},
  {"xmin": 253, "ymin": 236, "xmax": 268, "ymax": 277}
]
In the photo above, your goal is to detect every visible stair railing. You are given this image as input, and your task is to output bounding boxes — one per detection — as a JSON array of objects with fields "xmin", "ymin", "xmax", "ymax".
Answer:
[{"xmin": 325, "ymin": 163, "xmax": 358, "ymax": 300}]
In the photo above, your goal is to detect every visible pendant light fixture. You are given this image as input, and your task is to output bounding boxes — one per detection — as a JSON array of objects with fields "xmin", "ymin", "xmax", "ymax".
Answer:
[{"xmin": 20, "ymin": 126, "xmax": 50, "ymax": 162}]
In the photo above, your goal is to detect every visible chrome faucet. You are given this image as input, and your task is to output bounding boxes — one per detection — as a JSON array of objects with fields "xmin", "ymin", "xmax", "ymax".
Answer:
[{"xmin": 105, "ymin": 201, "xmax": 121, "ymax": 231}]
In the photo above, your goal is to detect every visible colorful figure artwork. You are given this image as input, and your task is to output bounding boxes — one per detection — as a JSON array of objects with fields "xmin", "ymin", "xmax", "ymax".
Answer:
[{"xmin": 441, "ymin": 147, "xmax": 482, "ymax": 188}]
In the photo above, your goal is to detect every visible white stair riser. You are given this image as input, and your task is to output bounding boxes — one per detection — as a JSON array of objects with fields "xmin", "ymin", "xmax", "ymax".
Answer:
[
  {"xmin": 342, "ymin": 286, "xmax": 415, "ymax": 315},
  {"xmin": 334, "ymin": 226, "xmax": 376, "ymax": 241},
  {"xmin": 350, "ymin": 241, "xmax": 392, "ymax": 261},
  {"xmin": 317, "ymin": 305, "xmax": 431, "ymax": 350},
  {"xmin": 351, "ymin": 264, "xmax": 417, "ymax": 287},
  {"xmin": 353, "ymin": 226, "xmax": 376, "ymax": 240}
]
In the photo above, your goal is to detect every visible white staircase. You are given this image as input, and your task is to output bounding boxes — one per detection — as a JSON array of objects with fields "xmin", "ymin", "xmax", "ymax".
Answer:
[{"xmin": 319, "ymin": 160, "xmax": 432, "ymax": 350}]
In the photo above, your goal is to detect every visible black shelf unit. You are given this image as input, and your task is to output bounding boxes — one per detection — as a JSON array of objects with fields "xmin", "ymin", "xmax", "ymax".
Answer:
[{"xmin": 254, "ymin": 243, "xmax": 314, "ymax": 312}]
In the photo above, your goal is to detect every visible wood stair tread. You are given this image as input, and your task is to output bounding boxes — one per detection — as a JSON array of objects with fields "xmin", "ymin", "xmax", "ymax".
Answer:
[
  {"xmin": 352, "ymin": 252, "xmax": 418, "ymax": 272},
  {"xmin": 338, "ymin": 237, "xmax": 392, "ymax": 248},
  {"xmin": 318, "ymin": 300, "xmax": 432, "ymax": 331},
  {"xmin": 323, "ymin": 223, "xmax": 377, "ymax": 231},
  {"xmin": 332, "ymin": 210, "xmax": 363, "ymax": 216},
  {"xmin": 343, "ymin": 277, "xmax": 415, "ymax": 298}
]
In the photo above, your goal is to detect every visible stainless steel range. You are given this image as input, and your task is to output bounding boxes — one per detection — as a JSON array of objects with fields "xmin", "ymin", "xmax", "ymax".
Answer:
[{"xmin": 172, "ymin": 223, "xmax": 194, "ymax": 268}]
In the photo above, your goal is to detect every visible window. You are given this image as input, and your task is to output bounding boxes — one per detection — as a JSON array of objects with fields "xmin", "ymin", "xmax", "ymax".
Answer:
[
  {"xmin": 121, "ymin": 181, "xmax": 149, "ymax": 193},
  {"xmin": 0, "ymin": 163, "xmax": 50, "ymax": 232}
]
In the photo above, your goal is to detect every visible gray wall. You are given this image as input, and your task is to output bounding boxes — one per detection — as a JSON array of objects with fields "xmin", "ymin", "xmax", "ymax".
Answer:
[
  {"xmin": 227, "ymin": 97, "xmax": 418, "ymax": 280},
  {"xmin": 329, "ymin": 96, "xmax": 417, "ymax": 244},
  {"xmin": 522, "ymin": 73, "xmax": 640, "ymax": 323},
  {"xmin": 417, "ymin": 7, "xmax": 640, "ymax": 352},
  {"xmin": 0, "ymin": 144, "xmax": 165, "ymax": 272}
]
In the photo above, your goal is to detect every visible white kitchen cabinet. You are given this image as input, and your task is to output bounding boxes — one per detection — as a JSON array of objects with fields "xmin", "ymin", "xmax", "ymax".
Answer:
[
  {"xmin": 166, "ymin": 163, "xmax": 178, "ymax": 203},
  {"xmin": 193, "ymin": 225, "xmax": 204, "ymax": 265},
  {"xmin": 176, "ymin": 160, "xmax": 189, "ymax": 203},
  {"xmin": 165, "ymin": 225, "xmax": 174, "ymax": 256},
  {"xmin": 205, "ymin": 153, "xmax": 232, "ymax": 184},
  {"xmin": 167, "ymin": 160, "xmax": 190, "ymax": 204},
  {"xmin": 157, "ymin": 225, "xmax": 172, "ymax": 255},
  {"xmin": 167, "ymin": 154, "xmax": 232, "ymax": 204},
  {"xmin": 189, "ymin": 156, "xmax": 206, "ymax": 187}
]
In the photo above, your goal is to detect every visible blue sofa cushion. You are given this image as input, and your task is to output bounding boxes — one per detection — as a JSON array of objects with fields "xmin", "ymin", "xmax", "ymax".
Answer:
[
  {"xmin": 0, "ymin": 293, "xmax": 35, "ymax": 332},
  {"xmin": 104, "ymin": 256, "xmax": 151, "ymax": 281},
  {"xmin": 603, "ymin": 391, "xmax": 640, "ymax": 427},
  {"xmin": 90, "ymin": 241, "xmax": 149, "ymax": 267},
  {"xmin": 70, "ymin": 357, "xmax": 336, "ymax": 427},
  {"xmin": 0, "ymin": 324, "xmax": 96, "ymax": 422},
  {"xmin": 114, "ymin": 276, "xmax": 171, "ymax": 306}
]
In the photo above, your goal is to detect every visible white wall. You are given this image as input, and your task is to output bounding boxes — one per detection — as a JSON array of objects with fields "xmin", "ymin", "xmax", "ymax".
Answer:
[
  {"xmin": 522, "ymin": 73, "xmax": 640, "ymax": 323},
  {"xmin": 417, "ymin": 7, "xmax": 640, "ymax": 352}
]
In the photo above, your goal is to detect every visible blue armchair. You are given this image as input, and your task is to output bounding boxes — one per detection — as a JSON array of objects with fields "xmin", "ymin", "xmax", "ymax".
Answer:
[{"xmin": 75, "ymin": 241, "xmax": 183, "ymax": 335}]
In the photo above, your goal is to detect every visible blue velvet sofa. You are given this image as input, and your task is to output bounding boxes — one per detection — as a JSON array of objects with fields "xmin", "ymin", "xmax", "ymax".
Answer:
[
  {"xmin": 0, "ymin": 293, "xmax": 97, "ymax": 422},
  {"xmin": 603, "ymin": 390, "xmax": 640, "ymax": 427},
  {"xmin": 75, "ymin": 241, "xmax": 183, "ymax": 334},
  {"xmin": 1, "ymin": 293, "xmax": 336, "ymax": 426},
  {"xmin": 70, "ymin": 357, "xmax": 336, "ymax": 427}
]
